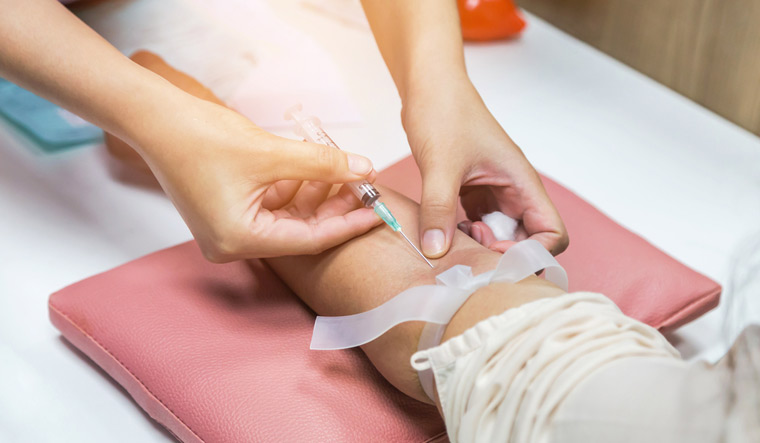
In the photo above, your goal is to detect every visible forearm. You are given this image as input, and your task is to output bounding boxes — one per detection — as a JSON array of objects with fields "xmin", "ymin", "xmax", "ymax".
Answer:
[
  {"xmin": 265, "ymin": 188, "xmax": 564, "ymax": 403},
  {"xmin": 0, "ymin": 0, "xmax": 184, "ymax": 148},
  {"xmin": 360, "ymin": 0, "xmax": 469, "ymax": 103},
  {"xmin": 266, "ymin": 188, "xmax": 496, "ymax": 316},
  {"xmin": 265, "ymin": 187, "xmax": 493, "ymax": 401}
]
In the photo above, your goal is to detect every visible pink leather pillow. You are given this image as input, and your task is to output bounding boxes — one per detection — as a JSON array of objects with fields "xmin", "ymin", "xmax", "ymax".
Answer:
[
  {"xmin": 375, "ymin": 157, "xmax": 721, "ymax": 331},
  {"xmin": 49, "ymin": 156, "xmax": 720, "ymax": 442}
]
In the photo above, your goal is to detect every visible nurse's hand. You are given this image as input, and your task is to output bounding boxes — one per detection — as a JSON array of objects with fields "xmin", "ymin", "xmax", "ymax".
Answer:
[
  {"xmin": 0, "ymin": 1, "xmax": 378, "ymax": 262},
  {"xmin": 402, "ymin": 78, "xmax": 568, "ymax": 258},
  {"xmin": 134, "ymin": 95, "xmax": 381, "ymax": 262}
]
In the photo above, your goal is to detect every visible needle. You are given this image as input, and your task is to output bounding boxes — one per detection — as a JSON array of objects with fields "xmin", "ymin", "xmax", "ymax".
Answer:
[
  {"xmin": 399, "ymin": 230, "xmax": 434, "ymax": 268},
  {"xmin": 284, "ymin": 105, "xmax": 435, "ymax": 269}
]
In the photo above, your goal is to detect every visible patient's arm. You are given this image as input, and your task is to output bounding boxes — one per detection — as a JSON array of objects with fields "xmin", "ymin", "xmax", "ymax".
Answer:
[
  {"xmin": 105, "ymin": 59, "xmax": 747, "ymax": 436},
  {"xmin": 265, "ymin": 187, "xmax": 565, "ymax": 404},
  {"xmin": 112, "ymin": 54, "xmax": 564, "ymax": 405}
]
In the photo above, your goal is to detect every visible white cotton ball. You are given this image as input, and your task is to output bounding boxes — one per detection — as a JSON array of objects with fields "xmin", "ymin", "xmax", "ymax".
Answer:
[{"xmin": 481, "ymin": 212, "xmax": 519, "ymax": 241}]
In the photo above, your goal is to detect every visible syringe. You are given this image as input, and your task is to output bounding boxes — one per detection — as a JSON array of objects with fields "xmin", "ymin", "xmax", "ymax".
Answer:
[{"xmin": 285, "ymin": 104, "xmax": 433, "ymax": 268}]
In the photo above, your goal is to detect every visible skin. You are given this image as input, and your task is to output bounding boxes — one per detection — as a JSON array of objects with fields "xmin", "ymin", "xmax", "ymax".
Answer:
[
  {"xmin": 104, "ymin": 51, "xmax": 225, "ymax": 175},
  {"xmin": 0, "ymin": 0, "xmax": 568, "ymax": 263},
  {"xmin": 361, "ymin": 0, "xmax": 569, "ymax": 258},
  {"xmin": 84, "ymin": 36, "xmax": 568, "ymax": 416},
  {"xmin": 95, "ymin": 55, "xmax": 565, "ymax": 408},
  {"xmin": 266, "ymin": 187, "xmax": 565, "ymax": 407},
  {"xmin": 0, "ymin": 0, "xmax": 379, "ymax": 262}
]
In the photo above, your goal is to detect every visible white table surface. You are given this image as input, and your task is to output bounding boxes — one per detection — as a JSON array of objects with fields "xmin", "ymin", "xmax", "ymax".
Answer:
[{"xmin": 1, "ymin": 2, "xmax": 759, "ymax": 442}]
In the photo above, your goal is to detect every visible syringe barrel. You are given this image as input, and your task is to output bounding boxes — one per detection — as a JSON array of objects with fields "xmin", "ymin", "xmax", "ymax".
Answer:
[{"xmin": 285, "ymin": 104, "xmax": 381, "ymax": 208}]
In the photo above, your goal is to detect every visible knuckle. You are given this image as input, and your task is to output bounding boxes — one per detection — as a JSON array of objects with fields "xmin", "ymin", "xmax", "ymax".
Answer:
[
  {"xmin": 422, "ymin": 198, "xmax": 456, "ymax": 218},
  {"xmin": 425, "ymin": 200, "xmax": 452, "ymax": 212},
  {"xmin": 557, "ymin": 231, "xmax": 570, "ymax": 254},
  {"xmin": 415, "ymin": 142, "xmax": 436, "ymax": 165},
  {"xmin": 313, "ymin": 145, "xmax": 338, "ymax": 175},
  {"xmin": 543, "ymin": 228, "xmax": 570, "ymax": 256}
]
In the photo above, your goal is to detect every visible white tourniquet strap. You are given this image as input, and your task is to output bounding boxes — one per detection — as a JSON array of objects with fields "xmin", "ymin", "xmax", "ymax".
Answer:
[
  {"xmin": 310, "ymin": 240, "xmax": 568, "ymax": 356},
  {"xmin": 415, "ymin": 240, "xmax": 567, "ymax": 400},
  {"xmin": 310, "ymin": 285, "xmax": 469, "ymax": 350}
]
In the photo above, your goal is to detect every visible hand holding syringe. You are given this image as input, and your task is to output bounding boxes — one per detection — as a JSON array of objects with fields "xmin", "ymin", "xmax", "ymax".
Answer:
[{"xmin": 285, "ymin": 105, "xmax": 434, "ymax": 268}]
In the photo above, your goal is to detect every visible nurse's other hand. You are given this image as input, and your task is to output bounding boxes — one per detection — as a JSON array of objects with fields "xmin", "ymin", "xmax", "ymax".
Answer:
[
  {"xmin": 402, "ymin": 79, "xmax": 568, "ymax": 258},
  {"xmin": 132, "ymin": 95, "xmax": 381, "ymax": 262}
]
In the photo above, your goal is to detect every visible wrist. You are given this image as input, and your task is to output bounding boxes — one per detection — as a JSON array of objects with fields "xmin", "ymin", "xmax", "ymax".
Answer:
[
  {"xmin": 399, "ymin": 61, "xmax": 470, "ymax": 104},
  {"xmin": 400, "ymin": 74, "xmax": 479, "ymax": 126},
  {"xmin": 109, "ymin": 67, "xmax": 188, "ymax": 150}
]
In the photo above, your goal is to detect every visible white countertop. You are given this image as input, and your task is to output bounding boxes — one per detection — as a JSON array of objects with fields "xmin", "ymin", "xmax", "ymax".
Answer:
[{"xmin": 1, "ymin": 1, "xmax": 759, "ymax": 441}]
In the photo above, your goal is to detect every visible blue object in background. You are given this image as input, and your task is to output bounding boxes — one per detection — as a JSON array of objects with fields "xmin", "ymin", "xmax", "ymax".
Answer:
[{"xmin": 0, "ymin": 78, "xmax": 103, "ymax": 152}]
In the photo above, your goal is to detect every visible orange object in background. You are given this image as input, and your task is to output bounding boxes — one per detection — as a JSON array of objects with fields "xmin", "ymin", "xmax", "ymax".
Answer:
[{"xmin": 458, "ymin": 0, "xmax": 526, "ymax": 41}]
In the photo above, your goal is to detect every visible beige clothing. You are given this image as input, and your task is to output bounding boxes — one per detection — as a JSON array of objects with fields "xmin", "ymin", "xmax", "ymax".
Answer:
[{"xmin": 410, "ymin": 292, "xmax": 755, "ymax": 443}]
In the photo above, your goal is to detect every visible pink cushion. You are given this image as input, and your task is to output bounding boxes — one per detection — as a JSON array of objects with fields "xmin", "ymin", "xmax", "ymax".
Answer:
[
  {"xmin": 49, "ymin": 156, "xmax": 720, "ymax": 441},
  {"xmin": 375, "ymin": 157, "xmax": 721, "ymax": 331}
]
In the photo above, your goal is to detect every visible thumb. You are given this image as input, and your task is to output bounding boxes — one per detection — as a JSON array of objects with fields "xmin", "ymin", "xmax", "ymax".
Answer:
[
  {"xmin": 269, "ymin": 138, "xmax": 374, "ymax": 183},
  {"xmin": 419, "ymin": 168, "xmax": 461, "ymax": 258}
]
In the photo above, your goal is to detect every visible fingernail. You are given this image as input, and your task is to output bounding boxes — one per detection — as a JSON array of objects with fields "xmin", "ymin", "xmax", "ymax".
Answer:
[
  {"xmin": 422, "ymin": 229, "xmax": 445, "ymax": 257},
  {"xmin": 347, "ymin": 154, "xmax": 372, "ymax": 175}
]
